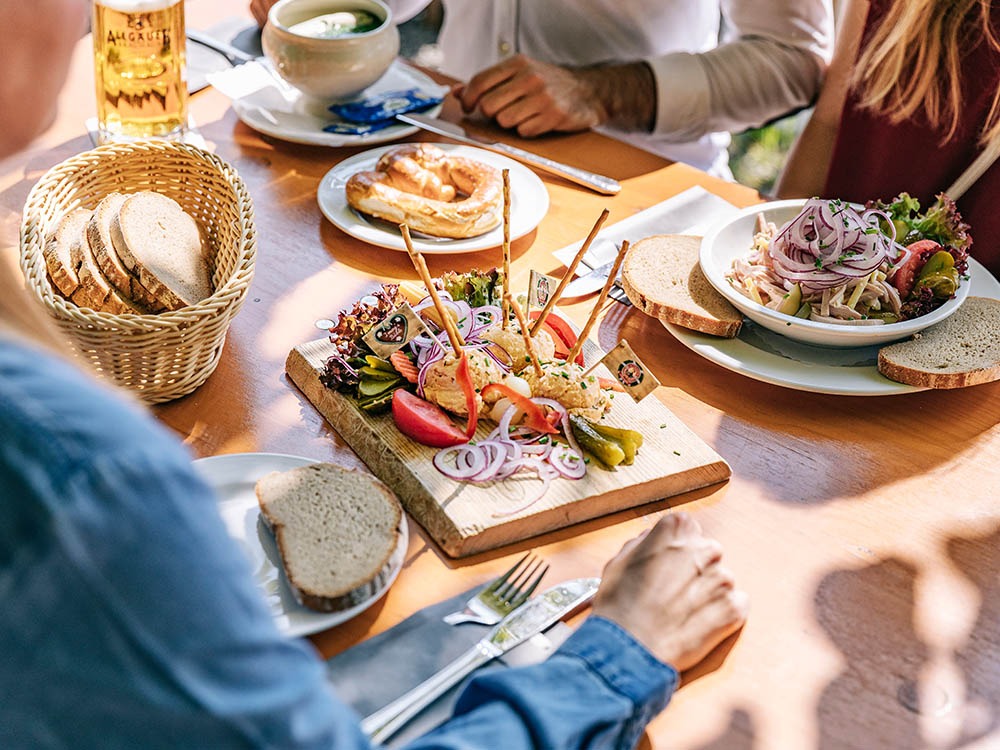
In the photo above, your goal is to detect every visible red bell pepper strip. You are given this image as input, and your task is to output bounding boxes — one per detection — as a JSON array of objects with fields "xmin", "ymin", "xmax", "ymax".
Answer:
[
  {"xmin": 481, "ymin": 382, "xmax": 559, "ymax": 435},
  {"xmin": 455, "ymin": 352, "xmax": 479, "ymax": 439}
]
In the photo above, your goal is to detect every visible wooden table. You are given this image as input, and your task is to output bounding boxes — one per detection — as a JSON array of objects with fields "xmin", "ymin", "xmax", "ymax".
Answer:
[{"xmin": 2, "ymin": 4, "xmax": 998, "ymax": 748}]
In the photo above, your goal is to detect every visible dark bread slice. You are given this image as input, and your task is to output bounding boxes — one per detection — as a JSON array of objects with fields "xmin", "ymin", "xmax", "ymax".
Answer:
[
  {"xmin": 43, "ymin": 208, "xmax": 87, "ymax": 299},
  {"xmin": 109, "ymin": 192, "xmax": 212, "ymax": 310},
  {"xmin": 87, "ymin": 192, "xmax": 164, "ymax": 312},
  {"xmin": 256, "ymin": 463, "xmax": 404, "ymax": 613},
  {"xmin": 621, "ymin": 234, "xmax": 743, "ymax": 338},
  {"xmin": 877, "ymin": 296, "xmax": 1000, "ymax": 388}
]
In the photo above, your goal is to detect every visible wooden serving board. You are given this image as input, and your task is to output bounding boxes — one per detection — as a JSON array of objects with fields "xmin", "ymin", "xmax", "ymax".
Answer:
[{"xmin": 287, "ymin": 338, "xmax": 731, "ymax": 557}]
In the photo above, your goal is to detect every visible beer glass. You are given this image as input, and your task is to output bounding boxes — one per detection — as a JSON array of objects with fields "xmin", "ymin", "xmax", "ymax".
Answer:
[{"xmin": 92, "ymin": 0, "xmax": 188, "ymax": 143}]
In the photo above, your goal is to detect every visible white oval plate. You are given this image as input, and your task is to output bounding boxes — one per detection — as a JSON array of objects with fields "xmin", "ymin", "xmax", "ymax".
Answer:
[
  {"xmin": 664, "ymin": 257, "xmax": 1000, "ymax": 396},
  {"xmin": 232, "ymin": 60, "xmax": 447, "ymax": 147},
  {"xmin": 192, "ymin": 452, "xmax": 407, "ymax": 638},
  {"xmin": 317, "ymin": 142, "xmax": 549, "ymax": 253}
]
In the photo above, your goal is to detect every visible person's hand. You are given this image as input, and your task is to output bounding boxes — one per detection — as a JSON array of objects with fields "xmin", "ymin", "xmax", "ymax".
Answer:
[
  {"xmin": 453, "ymin": 55, "xmax": 610, "ymax": 137},
  {"xmin": 250, "ymin": 0, "xmax": 278, "ymax": 27},
  {"xmin": 592, "ymin": 513, "xmax": 748, "ymax": 673}
]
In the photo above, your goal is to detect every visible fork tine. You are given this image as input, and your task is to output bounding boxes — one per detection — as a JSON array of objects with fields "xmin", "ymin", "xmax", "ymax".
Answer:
[
  {"xmin": 509, "ymin": 562, "xmax": 549, "ymax": 608},
  {"xmin": 495, "ymin": 556, "xmax": 545, "ymax": 603},
  {"xmin": 485, "ymin": 553, "xmax": 531, "ymax": 594}
]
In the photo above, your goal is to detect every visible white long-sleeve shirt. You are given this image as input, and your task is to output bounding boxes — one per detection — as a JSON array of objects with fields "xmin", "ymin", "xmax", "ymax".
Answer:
[{"xmin": 389, "ymin": 0, "xmax": 833, "ymax": 177}]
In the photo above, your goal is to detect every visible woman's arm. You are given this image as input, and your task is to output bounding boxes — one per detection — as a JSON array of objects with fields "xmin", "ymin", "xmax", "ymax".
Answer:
[{"xmin": 776, "ymin": 0, "xmax": 869, "ymax": 198}]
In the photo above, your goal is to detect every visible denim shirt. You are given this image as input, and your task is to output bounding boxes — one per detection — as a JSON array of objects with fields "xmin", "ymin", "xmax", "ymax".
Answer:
[{"xmin": 0, "ymin": 336, "xmax": 677, "ymax": 749}]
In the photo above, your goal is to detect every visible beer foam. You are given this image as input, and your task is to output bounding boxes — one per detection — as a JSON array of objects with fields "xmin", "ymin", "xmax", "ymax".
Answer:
[{"xmin": 97, "ymin": 0, "xmax": 179, "ymax": 11}]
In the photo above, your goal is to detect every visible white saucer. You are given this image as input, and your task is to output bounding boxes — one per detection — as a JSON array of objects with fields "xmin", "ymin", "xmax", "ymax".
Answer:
[
  {"xmin": 664, "ymin": 258, "xmax": 1000, "ymax": 396},
  {"xmin": 192, "ymin": 453, "xmax": 407, "ymax": 637},
  {"xmin": 317, "ymin": 142, "xmax": 549, "ymax": 253},
  {"xmin": 231, "ymin": 60, "xmax": 448, "ymax": 147}
]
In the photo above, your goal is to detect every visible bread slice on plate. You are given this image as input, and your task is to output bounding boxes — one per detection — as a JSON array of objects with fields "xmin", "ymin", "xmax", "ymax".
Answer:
[
  {"xmin": 621, "ymin": 234, "xmax": 743, "ymax": 338},
  {"xmin": 109, "ymin": 192, "xmax": 212, "ymax": 310},
  {"xmin": 43, "ymin": 208, "xmax": 87, "ymax": 299},
  {"xmin": 256, "ymin": 463, "xmax": 404, "ymax": 613},
  {"xmin": 87, "ymin": 192, "xmax": 164, "ymax": 313},
  {"xmin": 877, "ymin": 296, "xmax": 1000, "ymax": 389}
]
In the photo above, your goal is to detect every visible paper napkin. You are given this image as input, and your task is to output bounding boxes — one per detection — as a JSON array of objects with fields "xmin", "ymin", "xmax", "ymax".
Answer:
[
  {"xmin": 553, "ymin": 185, "xmax": 742, "ymax": 274},
  {"xmin": 326, "ymin": 586, "xmax": 571, "ymax": 748}
]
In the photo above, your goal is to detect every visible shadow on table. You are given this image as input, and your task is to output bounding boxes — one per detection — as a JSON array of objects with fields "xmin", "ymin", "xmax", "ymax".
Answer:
[
  {"xmin": 597, "ymin": 302, "xmax": 1000, "ymax": 505},
  {"xmin": 812, "ymin": 525, "xmax": 1000, "ymax": 749},
  {"xmin": 946, "ymin": 523, "xmax": 1000, "ymax": 747}
]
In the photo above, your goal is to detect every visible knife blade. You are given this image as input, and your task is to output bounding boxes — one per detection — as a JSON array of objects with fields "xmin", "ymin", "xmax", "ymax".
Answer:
[
  {"xmin": 360, "ymin": 577, "xmax": 601, "ymax": 743},
  {"xmin": 397, "ymin": 112, "xmax": 621, "ymax": 196},
  {"xmin": 562, "ymin": 258, "xmax": 621, "ymax": 298}
]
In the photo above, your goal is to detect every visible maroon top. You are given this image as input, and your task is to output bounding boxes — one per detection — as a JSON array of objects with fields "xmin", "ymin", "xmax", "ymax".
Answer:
[{"xmin": 824, "ymin": 0, "xmax": 1000, "ymax": 276}]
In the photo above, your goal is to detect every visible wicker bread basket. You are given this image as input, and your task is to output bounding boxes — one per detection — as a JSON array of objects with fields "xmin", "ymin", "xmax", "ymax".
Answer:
[{"xmin": 19, "ymin": 140, "xmax": 256, "ymax": 404}]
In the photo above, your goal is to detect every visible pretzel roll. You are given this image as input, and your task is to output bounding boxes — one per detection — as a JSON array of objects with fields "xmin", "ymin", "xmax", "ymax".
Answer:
[{"xmin": 346, "ymin": 144, "xmax": 503, "ymax": 239}]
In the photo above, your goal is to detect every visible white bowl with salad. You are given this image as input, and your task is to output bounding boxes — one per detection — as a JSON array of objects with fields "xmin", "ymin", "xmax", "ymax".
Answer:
[{"xmin": 700, "ymin": 196, "xmax": 973, "ymax": 348}]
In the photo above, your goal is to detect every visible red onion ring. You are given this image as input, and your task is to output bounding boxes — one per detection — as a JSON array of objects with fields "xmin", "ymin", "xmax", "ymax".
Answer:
[{"xmin": 769, "ymin": 199, "xmax": 896, "ymax": 292}]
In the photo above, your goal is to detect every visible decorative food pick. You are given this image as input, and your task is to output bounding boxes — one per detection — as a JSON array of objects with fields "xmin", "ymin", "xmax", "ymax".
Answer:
[
  {"xmin": 565, "ymin": 240, "xmax": 630, "ymax": 365},
  {"xmin": 505, "ymin": 292, "xmax": 544, "ymax": 378},
  {"xmin": 530, "ymin": 208, "xmax": 610, "ymax": 336},
  {"xmin": 527, "ymin": 270, "xmax": 558, "ymax": 313},
  {"xmin": 592, "ymin": 338, "xmax": 661, "ymax": 402},
  {"xmin": 501, "ymin": 168, "xmax": 512, "ymax": 329},
  {"xmin": 400, "ymin": 224, "xmax": 465, "ymax": 352}
]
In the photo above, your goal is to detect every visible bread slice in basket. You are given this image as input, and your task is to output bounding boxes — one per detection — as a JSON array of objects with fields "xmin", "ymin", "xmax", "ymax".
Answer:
[
  {"xmin": 43, "ymin": 208, "xmax": 87, "ymax": 299},
  {"xmin": 67, "ymin": 209, "xmax": 145, "ymax": 315},
  {"xmin": 621, "ymin": 234, "xmax": 743, "ymax": 338},
  {"xmin": 256, "ymin": 463, "xmax": 404, "ymax": 613},
  {"xmin": 877, "ymin": 296, "xmax": 1000, "ymax": 388},
  {"xmin": 109, "ymin": 191, "xmax": 213, "ymax": 310},
  {"xmin": 88, "ymin": 192, "xmax": 164, "ymax": 313}
]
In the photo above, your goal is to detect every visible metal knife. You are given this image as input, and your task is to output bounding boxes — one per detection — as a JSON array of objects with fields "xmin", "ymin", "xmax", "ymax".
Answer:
[
  {"xmin": 562, "ymin": 258, "xmax": 622, "ymax": 298},
  {"xmin": 397, "ymin": 112, "xmax": 621, "ymax": 195},
  {"xmin": 360, "ymin": 577, "xmax": 601, "ymax": 743},
  {"xmin": 186, "ymin": 29, "xmax": 256, "ymax": 66}
]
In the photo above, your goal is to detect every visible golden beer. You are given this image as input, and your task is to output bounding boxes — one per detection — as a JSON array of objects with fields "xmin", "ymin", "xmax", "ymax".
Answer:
[{"xmin": 92, "ymin": 0, "xmax": 188, "ymax": 142}]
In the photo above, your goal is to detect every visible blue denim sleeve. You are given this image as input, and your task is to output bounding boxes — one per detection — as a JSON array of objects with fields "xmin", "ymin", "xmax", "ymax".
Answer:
[{"xmin": 405, "ymin": 616, "xmax": 678, "ymax": 750}]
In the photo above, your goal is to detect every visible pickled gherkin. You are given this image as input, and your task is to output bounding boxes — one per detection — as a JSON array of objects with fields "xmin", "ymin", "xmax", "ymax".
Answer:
[
  {"xmin": 568, "ymin": 414, "xmax": 644, "ymax": 468},
  {"xmin": 569, "ymin": 415, "xmax": 625, "ymax": 468},
  {"xmin": 587, "ymin": 422, "xmax": 643, "ymax": 465}
]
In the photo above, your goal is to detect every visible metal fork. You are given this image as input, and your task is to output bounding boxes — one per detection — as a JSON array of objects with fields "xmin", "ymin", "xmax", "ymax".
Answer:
[{"xmin": 443, "ymin": 553, "xmax": 549, "ymax": 626}]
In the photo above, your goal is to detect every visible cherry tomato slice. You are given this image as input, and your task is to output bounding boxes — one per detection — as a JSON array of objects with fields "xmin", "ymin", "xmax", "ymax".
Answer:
[
  {"xmin": 391, "ymin": 389, "xmax": 469, "ymax": 448},
  {"xmin": 892, "ymin": 239, "xmax": 941, "ymax": 299}
]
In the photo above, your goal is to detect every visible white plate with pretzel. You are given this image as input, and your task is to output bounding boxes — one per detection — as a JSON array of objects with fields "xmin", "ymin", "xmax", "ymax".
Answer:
[{"xmin": 317, "ymin": 142, "xmax": 549, "ymax": 254}]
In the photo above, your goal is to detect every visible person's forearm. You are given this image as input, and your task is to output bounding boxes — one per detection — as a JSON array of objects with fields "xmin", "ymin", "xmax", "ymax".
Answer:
[
  {"xmin": 574, "ymin": 62, "xmax": 657, "ymax": 132},
  {"xmin": 775, "ymin": 114, "xmax": 838, "ymax": 198},
  {"xmin": 404, "ymin": 617, "xmax": 677, "ymax": 750}
]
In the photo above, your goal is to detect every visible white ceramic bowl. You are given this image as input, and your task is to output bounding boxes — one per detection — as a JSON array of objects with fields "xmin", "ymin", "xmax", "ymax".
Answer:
[
  {"xmin": 262, "ymin": 0, "xmax": 400, "ymax": 105},
  {"xmin": 699, "ymin": 199, "xmax": 971, "ymax": 348}
]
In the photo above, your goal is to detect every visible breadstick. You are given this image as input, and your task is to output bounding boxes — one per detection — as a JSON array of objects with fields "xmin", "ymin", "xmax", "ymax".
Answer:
[
  {"xmin": 501, "ymin": 169, "xmax": 511, "ymax": 329},
  {"xmin": 505, "ymin": 292, "xmax": 544, "ymax": 378},
  {"xmin": 400, "ymin": 224, "xmax": 464, "ymax": 352},
  {"xmin": 565, "ymin": 240, "xmax": 630, "ymax": 365},
  {"xmin": 530, "ymin": 208, "xmax": 610, "ymax": 336}
]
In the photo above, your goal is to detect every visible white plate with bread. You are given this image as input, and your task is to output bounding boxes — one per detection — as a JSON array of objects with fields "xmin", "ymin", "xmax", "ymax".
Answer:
[
  {"xmin": 317, "ymin": 142, "xmax": 549, "ymax": 253},
  {"xmin": 621, "ymin": 234, "xmax": 1000, "ymax": 395},
  {"xmin": 194, "ymin": 453, "xmax": 407, "ymax": 637},
  {"xmin": 661, "ymin": 258, "xmax": 1000, "ymax": 395}
]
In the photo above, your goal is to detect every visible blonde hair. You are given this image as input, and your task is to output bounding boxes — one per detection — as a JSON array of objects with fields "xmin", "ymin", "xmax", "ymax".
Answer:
[
  {"xmin": 0, "ymin": 257, "xmax": 66, "ymax": 351},
  {"xmin": 852, "ymin": 0, "xmax": 1000, "ymax": 144}
]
